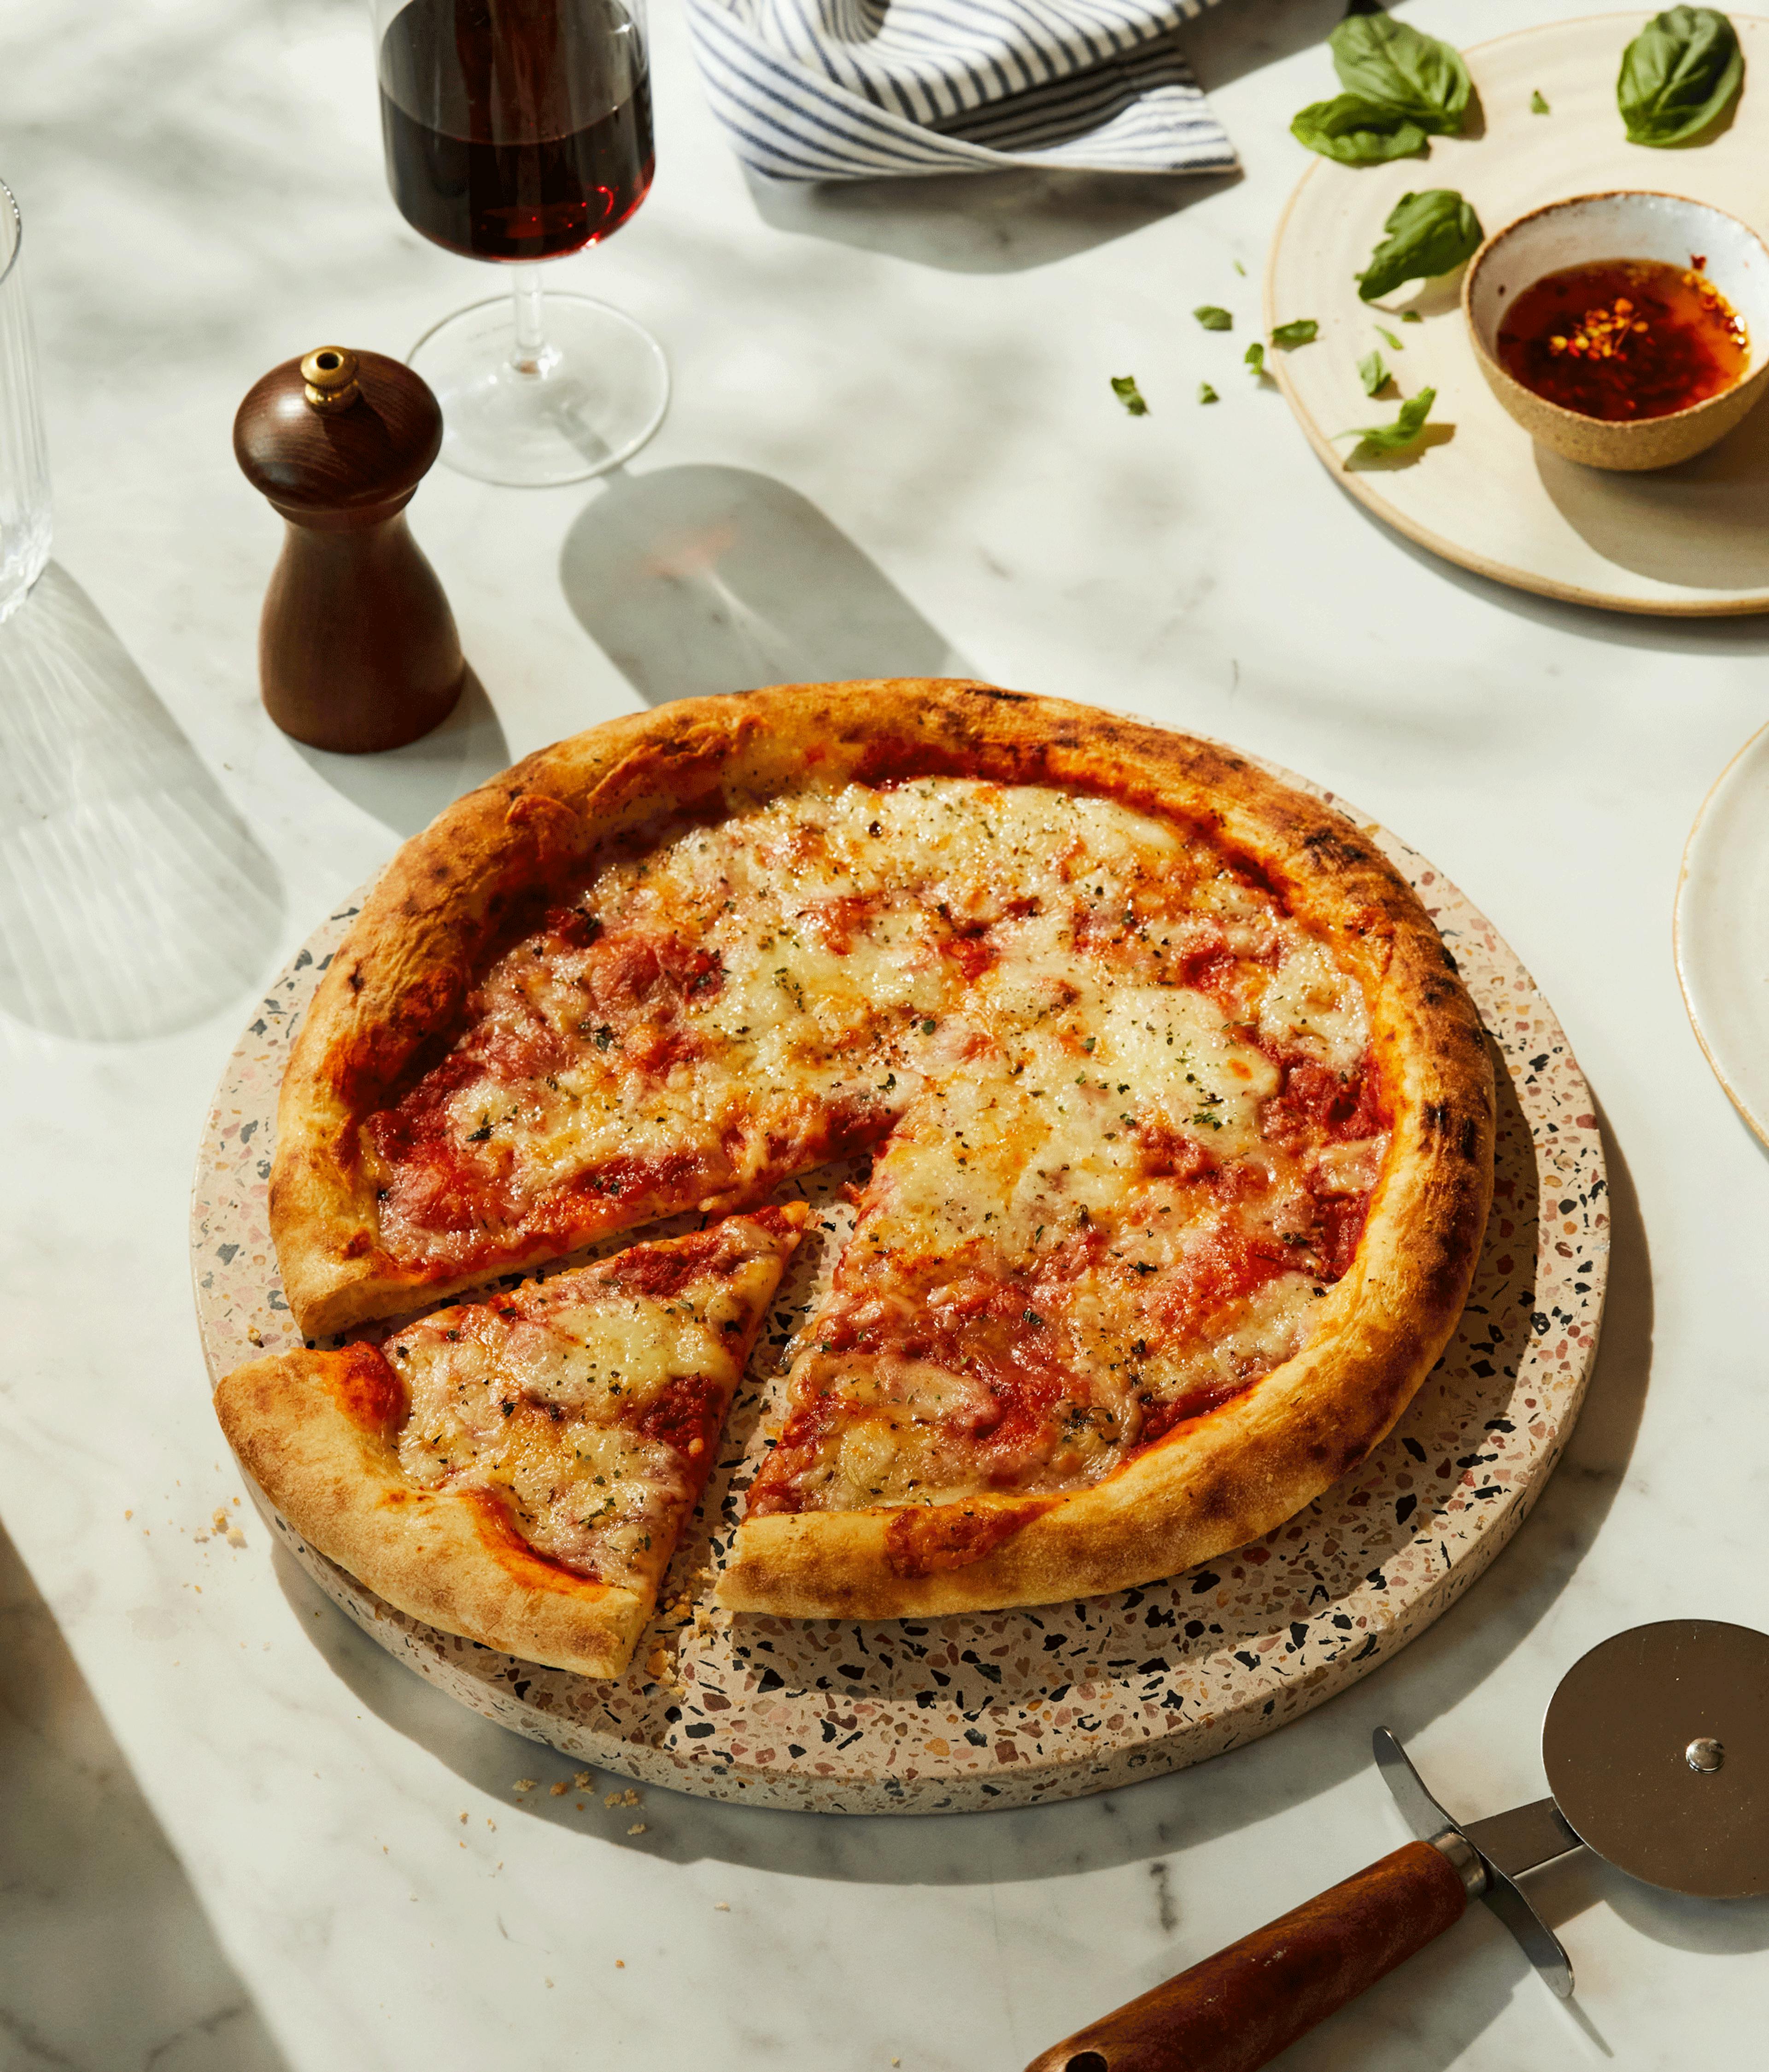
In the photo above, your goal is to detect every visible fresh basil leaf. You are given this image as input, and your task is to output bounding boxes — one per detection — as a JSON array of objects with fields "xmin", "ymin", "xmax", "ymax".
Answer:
[
  {"xmin": 1337, "ymin": 387, "xmax": 1437, "ymax": 456},
  {"xmin": 1358, "ymin": 350, "xmax": 1389, "ymax": 397},
  {"xmin": 1198, "ymin": 382, "xmax": 1220, "ymax": 404},
  {"xmin": 1233, "ymin": 259, "xmax": 1247, "ymax": 277},
  {"xmin": 1376, "ymin": 325, "xmax": 1404, "ymax": 351},
  {"xmin": 1617, "ymin": 7, "xmax": 1743, "ymax": 146},
  {"xmin": 1111, "ymin": 374, "xmax": 1149, "ymax": 416},
  {"xmin": 1330, "ymin": 14, "xmax": 1471, "ymax": 135},
  {"xmin": 1244, "ymin": 341, "xmax": 1265, "ymax": 375},
  {"xmin": 1194, "ymin": 305, "xmax": 1234, "ymax": 331},
  {"xmin": 1401, "ymin": 310, "xmax": 1423, "ymax": 323},
  {"xmin": 1357, "ymin": 189, "xmax": 1484, "ymax": 302},
  {"xmin": 1531, "ymin": 88, "xmax": 1552, "ymax": 113},
  {"xmin": 1271, "ymin": 319, "xmax": 1319, "ymax": 348},
  {"xmin": 1291, "ymin": 94, "xmax": 1428, "ymax": 164}
]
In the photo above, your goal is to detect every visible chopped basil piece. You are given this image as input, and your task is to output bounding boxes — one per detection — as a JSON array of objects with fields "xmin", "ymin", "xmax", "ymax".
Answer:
[
  {"xmin": 1531, "ymin": 88, "xmax": 1552, "ymax": 113},
  {"xmin": 1376, "ymin": 325, "xmax": 1404, "ymax": 351},
  {"xmin": 1356, "ymin": 189, "xmax": 1483, "ymax": 302},
  {"xmin": 1336, "ymin": 386, "xmax": 1437, "ymax": 457},
  {"xmin": 1244, "ymin": 341, "xmax": 1265, "ymax": 375},
  {"xmin": 1271, "ymin": 319, "xmax": 1319, "ymax": 348},
  {"xmin": 1193, "ymin": 305, "xmax": 1234, "ymax": 331},
  {"xmin": 1111, "ymin": 374, "xmax": 1149, "ymax": 416},
  {"xmin": 1401, "ymin": 310, "xmax": 1423, "ymax": 323},
  {"xmin": 1197, "ymin": 381, "xmax": 1219, "ymax": 404},
  {"xmin": 1358, "ymin": 349, "xmax": 1390, "ymax": 397},
  {"xmin": 1617, "ymin": 7, "xmax": 1743, "ymax": 146}
]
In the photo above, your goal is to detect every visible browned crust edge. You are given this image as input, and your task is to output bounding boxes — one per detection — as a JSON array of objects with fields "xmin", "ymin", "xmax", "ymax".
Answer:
[{"xmin": 269, "ymin": 680, "xmax": 1493, "ymax": 1618}]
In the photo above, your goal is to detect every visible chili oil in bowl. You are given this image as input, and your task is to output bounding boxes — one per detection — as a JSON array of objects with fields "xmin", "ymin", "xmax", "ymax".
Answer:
[{"xmin": 1464, "ymin": 192, "xmax": 1769, "ymax": 471}]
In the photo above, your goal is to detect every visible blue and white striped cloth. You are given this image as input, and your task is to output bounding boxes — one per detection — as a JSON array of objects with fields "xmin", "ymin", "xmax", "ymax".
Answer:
[{"xmin": 683, "ymin": 0, "xmax": 1236, "ymax": 182}]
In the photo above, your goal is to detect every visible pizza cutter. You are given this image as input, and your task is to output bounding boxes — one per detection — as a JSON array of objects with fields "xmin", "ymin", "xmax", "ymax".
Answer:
[{"xmin": 1026, "ymin": 1620, "xmax": 1769, "ymax": 2072}]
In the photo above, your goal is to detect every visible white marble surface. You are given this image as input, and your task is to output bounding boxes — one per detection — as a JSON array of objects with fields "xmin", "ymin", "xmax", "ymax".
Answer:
[{"xmin": 3, "ymin": 0, "xmax": 1768, "ymax": 2065}]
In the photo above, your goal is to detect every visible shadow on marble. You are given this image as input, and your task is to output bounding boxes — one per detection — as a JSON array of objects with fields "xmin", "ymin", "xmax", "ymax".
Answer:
[
  {"xmin": 1180, "ymin": 0, "xmax": 1345, "ymax": 96},
  {"xmin": 293, "ymin": 667, "xmax": 511, "ymax": 838},
  {"xmin": 0, "ymin": 563, "xmax": 284, "ymax": 1043},
  {"xmin": 560, "ymin": 464, "xmax": 969, "ymax": 702},
  {"xmin": 0, "ymin": 1518, "xmax": 293, "ymax": 2072},
  {"xmin": 746, "ymin": 164, "xmax": 1239, "ymax": 276}
]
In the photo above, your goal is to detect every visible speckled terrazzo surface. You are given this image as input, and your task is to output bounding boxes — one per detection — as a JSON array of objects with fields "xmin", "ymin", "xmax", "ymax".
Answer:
[{"xmin": 190, "ymin": 759, "xmax": 1607, "ymax": 1814}]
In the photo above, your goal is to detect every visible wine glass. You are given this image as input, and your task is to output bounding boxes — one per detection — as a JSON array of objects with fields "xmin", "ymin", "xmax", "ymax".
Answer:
[{"xmin": 371, "ymin": 0, "xmax": 668, "ymax": 487}]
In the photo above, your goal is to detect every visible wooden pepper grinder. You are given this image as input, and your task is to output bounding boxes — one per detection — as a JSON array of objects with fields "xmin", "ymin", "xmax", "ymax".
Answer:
[{"xmin": 234, "ymin": 345, "xmax": 466, "ymax": 753}]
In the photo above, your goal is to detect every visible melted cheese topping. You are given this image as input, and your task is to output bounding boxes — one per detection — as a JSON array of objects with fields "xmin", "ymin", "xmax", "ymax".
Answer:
[
  {"xmin": 363, "ymin": 778, "xmax": 1387, "ymax": 1516},
  {"xmin": 389, "ymin": 1222, "xmax": 787, "ymax": 1592}
]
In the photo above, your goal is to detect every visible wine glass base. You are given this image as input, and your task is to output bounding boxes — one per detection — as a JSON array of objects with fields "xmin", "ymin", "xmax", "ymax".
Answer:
[{"xmin": 409, "ymin": 292, "xmax": 669, "ymax": 488}]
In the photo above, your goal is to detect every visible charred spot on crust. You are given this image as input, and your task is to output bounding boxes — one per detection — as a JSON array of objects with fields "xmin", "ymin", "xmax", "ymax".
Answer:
[
  {"xmin": 1188, "ymin": 1471, "xmax": 1236, "ymax": 1522},
  {"xmin": 1300, "ymin": 828, "xmax": 1373, "ymax": 874}
]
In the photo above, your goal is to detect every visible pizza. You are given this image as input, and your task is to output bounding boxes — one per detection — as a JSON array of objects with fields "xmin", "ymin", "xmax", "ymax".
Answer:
[
  {"xmin": 238, "ymin": 679, "xmax": 1493, "ymax": 1656},
  {"xmin": 215, "ymin": 1206, "xmax": 802, "ymax": 1676}
]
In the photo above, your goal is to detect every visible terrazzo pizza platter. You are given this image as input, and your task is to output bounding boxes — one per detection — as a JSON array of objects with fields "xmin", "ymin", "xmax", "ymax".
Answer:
[
  {"xmin": 190, "ymin": 749, "xmax": 1607, "ymax": 1814},
  {"xmin": 1266, "ymin": 13, "xmax": 1769, "ymax": 617}
]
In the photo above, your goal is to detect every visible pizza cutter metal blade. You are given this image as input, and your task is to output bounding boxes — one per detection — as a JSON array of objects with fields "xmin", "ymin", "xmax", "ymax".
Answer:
[{"xmin": 1025, "ymin": 1620, "xmax": 1769, "ymax": 2072}]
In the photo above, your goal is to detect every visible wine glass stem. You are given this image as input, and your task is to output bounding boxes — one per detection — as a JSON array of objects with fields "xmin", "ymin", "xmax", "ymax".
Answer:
[{"xmin": 511, "ymin": 266, "xmax": 546, "ymax": 376}]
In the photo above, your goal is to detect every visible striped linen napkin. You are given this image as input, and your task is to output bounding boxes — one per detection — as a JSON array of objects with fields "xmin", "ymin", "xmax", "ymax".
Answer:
[{"xmin": 683, "ymin": 0, "xmax": 1237, "ymax": 181}]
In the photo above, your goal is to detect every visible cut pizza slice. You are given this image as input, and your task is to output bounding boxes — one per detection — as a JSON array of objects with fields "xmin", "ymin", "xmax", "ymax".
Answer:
[{"xmin": 217, "ymin": 1205, "xmax": 803, "ymax": 1677}]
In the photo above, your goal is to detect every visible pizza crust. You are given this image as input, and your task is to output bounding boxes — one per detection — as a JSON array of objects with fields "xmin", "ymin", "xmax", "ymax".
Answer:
[{"xmin": 266, "ymin": 681, "xmax": 1493, "ymax": 1622}]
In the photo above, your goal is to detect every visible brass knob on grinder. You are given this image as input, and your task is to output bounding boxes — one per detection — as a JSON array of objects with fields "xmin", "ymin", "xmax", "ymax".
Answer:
[{"xmin": 233, "ymin": 346, "xmax": 466, "ymax": 754}]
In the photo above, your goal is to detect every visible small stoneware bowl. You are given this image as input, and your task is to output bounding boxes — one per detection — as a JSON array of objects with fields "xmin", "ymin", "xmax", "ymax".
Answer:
[{"xmin": 1463, "ymin": 191, "xmax": 1769, "ymax": 472}]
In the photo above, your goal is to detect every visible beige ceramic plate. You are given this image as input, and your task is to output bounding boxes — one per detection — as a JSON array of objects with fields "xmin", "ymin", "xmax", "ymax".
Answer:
[
  {"xmin": 1266, "ymin": 12, "xmax": 1769, "ymax": 616},
  {"xmin": 1676, "ymin": 720, "xmax": 1769, "ymax": 1144}
]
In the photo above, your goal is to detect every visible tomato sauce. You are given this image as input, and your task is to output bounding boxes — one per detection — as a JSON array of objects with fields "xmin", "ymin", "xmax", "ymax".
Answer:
[{"xmin": 631, "ymin": 1373, "xmax": 722, "ymax": 1458}]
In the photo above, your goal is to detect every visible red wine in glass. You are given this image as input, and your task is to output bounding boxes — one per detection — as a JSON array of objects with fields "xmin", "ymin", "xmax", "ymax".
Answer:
[
  {"xmin": 369, "ymin": 0, "xmax": 668, "ymax": 487},
  {"xmin": 379, "ymin": 0, "xmax": 654, "ymax": 262}
]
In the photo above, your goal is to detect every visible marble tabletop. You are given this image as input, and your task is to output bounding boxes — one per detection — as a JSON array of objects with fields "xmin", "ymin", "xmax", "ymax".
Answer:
[{"xmin": 4, "ymin": 0, "xmax": 1768, "ymax": 2065}]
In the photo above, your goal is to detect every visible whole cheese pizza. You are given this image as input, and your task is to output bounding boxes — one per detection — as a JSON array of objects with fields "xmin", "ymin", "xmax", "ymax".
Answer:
[{"xmin": 223, "ymin": 680, "xmax": 1493, "ymax": 1670}]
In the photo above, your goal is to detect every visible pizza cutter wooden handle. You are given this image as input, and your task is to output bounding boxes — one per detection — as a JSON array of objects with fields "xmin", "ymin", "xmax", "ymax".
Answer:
[{"xmin": 1023, "ymin": 1840, "xmax": 1468, "ymax": 2072}]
